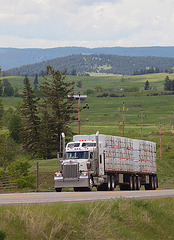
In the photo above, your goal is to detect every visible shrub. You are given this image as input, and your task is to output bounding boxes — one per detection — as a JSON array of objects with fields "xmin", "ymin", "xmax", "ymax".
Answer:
[
  {"xmin": 8, "ymin": 160, "xmax": 31, "ymax": 176},
  {"xmin": 97, "ymin": 93, "xmax": 108, "ymax": 97},
  {"xmin": 17, "ymin": 175, "xmax": 36, "ymax": 189},
  {"xmin": 0, "ymin": 230, "xmax": 6, "ymax": 240}
]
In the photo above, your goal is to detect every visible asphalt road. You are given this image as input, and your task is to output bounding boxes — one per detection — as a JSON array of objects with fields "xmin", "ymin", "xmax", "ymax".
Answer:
[{"xmin": 0, "ymin": 189, "xmax": 174, "ymax": 205}]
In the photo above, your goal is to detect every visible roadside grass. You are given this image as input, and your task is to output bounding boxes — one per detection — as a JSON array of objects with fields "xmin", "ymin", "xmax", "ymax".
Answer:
[{"xmin": 0, "ymin": 198, "xmax": 173, "ymax": 239}]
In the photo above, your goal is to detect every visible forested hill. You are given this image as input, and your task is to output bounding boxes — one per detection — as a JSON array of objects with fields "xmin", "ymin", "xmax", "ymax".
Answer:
[
  {"xmin": 6, "ymin": 54, "xmax": 174, "ymax": 76},
  {"xmin": 1, "ymin": 46, "xmax": 174, "ymax": 70}
]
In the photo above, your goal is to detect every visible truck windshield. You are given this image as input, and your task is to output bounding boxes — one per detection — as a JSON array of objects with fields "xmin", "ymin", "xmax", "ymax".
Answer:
[{"xmin": 66, "ymin": 151, "xmax": 89, "ymax": 159}]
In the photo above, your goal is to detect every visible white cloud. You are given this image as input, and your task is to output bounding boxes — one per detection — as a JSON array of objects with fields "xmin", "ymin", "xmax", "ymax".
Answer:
[{"xmin": 0, "ymin": 0, "xmax": 174, "ymax": 48}]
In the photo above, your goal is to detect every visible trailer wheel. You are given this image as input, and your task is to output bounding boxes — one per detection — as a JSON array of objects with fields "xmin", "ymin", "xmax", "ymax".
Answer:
[
  {"xmin": 111, "ymin": 175, "xmax": 115, "ymax": 191},
  {"xmin": 150, "ymin": 175, "xmax": 155, "ymax": 190},
  {"xmin": 136, "ymin": 176, "xmax": 141, "ymax": 190},
  {"xmin": 129, "ymin": 176, "xmax": 133, "ymax": 190},
  {"xmin": 153, "ymin": 176, "xmax": 157, "ymax": 190},
  {"xmin": 145, "ymin": 176, "xmax": 154, "ymax": 190},
  {"xmin": 133, "ymin": 176, "xmax": 137, "ymax": 190},
  {"xmin": 55, "ymin": 188, "xmax": 62, "ymax": 192}
]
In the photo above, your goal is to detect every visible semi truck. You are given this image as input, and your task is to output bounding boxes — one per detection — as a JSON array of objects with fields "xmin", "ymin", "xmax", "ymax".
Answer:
[{"xmin": 54, "ymin": 132, "xmax": 158, "ymax": 192}]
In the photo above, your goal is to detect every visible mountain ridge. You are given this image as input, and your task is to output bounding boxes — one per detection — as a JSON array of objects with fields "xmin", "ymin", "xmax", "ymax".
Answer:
[
  {"xmin": 1, "ymin": 46, "xmax": 174, "ymax": 70},
  {"xmin": 6, "ymin": 54, "xmax": 174, "ymax": 76}
]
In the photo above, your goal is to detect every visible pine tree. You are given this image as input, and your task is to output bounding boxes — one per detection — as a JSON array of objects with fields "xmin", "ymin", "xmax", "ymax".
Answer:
[
  {"xmin": 0, "ymin": 97, "xmax": 3, "ymax": 128},
  {"xmin": 21, "ymin": 76, "xmax": 40, "ymax": 156},
  {"xmin": 40, "ymin": 66, "xmax": 75, "ymax": 153},
  {"xmin": 0, "ymin": 79, "xmax": 3, "ymax": 128},
  {"xmin": 144, "ymin": 80, "xmax": 150, "ymax": 90},
  {"xmin": 38, "ymin": 100, "xmax": 54, "ymax": 158},
  {"xmin": 33, "ymin": 74, "xmax": 39, "ymax": 90},
  {"xmin": 164, "ymin": 76, "xmax": 171, "ymax": 91},
  {"xmin": 8, "ymin": 114, "xmax": 22, "ymax": 143}
]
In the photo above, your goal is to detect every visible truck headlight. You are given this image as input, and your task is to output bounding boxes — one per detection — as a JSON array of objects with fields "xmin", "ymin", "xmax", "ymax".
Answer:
[
  {"xmin": 55, "ymin": 172, "xmax": 62, "ymax": 177},
  {"xmin": 81, "ymin": 172, "xmax": 88, "ymax": 176}
]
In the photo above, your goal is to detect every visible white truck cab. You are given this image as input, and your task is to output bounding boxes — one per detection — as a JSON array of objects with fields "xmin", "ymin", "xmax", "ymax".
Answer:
[{"xmin": 54, "ymin": 135, "xmax": 103, "ymax": 192}]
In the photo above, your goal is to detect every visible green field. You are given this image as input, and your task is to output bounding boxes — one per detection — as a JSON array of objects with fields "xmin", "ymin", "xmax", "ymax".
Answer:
[{"xmin": 0, "ymin": 72, "xmax": 171, "ymax": 92}]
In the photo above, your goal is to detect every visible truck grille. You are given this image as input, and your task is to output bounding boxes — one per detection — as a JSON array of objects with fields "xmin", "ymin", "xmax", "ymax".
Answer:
[{"xmin": 63, "ymin": 163, "xmax": 79, "ymax": 179}]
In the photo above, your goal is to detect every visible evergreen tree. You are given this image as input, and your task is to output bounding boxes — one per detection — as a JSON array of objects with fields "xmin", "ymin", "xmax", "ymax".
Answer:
[
  {"xmin": 21, "ymin": 76, "xmax": 40, "ymax": 156},
  {"xmin": 0, "ymin": 97, "xmax": 3, "ymax": 128},
  {"xmin": 33, "ymin": 74, "xmax": 39, "ymax": 90},
  {"xmin": 4, "ymin": 85, "xmax": 14, "ymax": 96},
  {"xmin": 0, "ymin": 84, "xmax": 3, "ymax": 96},
  {"xmin": 38, "ymin": 100, "xmax": 54, "ymax": 158},
  {"xmin": 0, "ymin": 79, "xmax": 3, "ymax": 128},
  {"xmin": 77, "ymin": 80, "xmax": 82, "ymax": 88},
  {"xmin": 171, "ymin": 80, "xmax": 174, "ymax": 91},
  {"xmin": 40, "ymin": 66, "xmax": 75, "ymax": 153},
  {"xmin": 164, "ymin": 76, "xmax": 171, "ymax": 90},
  {"xmin": 8, "ymin": 114, "xmax": 22, "ymax": 143},
  {"xmin": 144, "ymin": 80, "xmax": 150, "ymax": 90},
  {"xmin": 71, "ymin": 69, "xmax": 77, "ymax": 76}
]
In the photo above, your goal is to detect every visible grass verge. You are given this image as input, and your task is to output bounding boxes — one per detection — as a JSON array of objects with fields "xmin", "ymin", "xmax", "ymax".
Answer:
[{"xmin": 0, "ymin": 198, "xmax": 173, "ymax": 239}]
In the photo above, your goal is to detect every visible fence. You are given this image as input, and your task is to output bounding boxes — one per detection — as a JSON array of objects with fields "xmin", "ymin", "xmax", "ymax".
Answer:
[{"xmin": 0, "ymin": 176, "xmax": 18, "ymax": 192}]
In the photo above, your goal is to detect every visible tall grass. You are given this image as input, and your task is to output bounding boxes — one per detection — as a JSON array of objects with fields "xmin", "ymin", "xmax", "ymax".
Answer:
[{"xmin": 0, "ymin": 198, "xmax": 173, "ymax": 239}]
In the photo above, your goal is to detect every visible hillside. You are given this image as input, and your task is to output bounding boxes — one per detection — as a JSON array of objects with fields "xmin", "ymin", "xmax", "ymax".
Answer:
[
  {"xmin": 5, "ymin": 54, "xmax": 174, "ymax": 76},
  {"xmin": 1, "ymin": 46, "xmax": 174, "ymax": 70}
]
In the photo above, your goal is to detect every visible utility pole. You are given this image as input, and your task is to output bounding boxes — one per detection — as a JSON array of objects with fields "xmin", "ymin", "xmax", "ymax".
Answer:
[
  {"xmin": 141, "ymin": 110, "xmax": 143, "ymax": 140},
  {"xmin": 138, "ymin": 109, "xmax": 146, "ymax": 140},
  {"xmin": 122, "ymin": 102, "xmax": 124, "ymax": 137},
  {"xmin": 70, "ymin": 93, "xmax": 89, "ymax": 135},
  {"xmin": 78, "ymin": 94, "xmax": 81, "ymax": 135},
  {"xmin": 160, "ymin": 123, "xmax": 162, "ymax": 160}
]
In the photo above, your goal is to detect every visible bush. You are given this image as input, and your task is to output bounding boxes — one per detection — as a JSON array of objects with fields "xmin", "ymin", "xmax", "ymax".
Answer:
[
  {"xmin": 8, "ymin": 160, "xmax": 36, "ymax": 189},
  {"xmin": 0, "ymin": 135, "xmax": 18, "ymax": 168},
  {"xmin": 97, "ymin": 93, "xmax": 108, "ymax": 97},
  {"xmin": 0, "ymin": 230, "xmax": 6, "ymax": 240},
  {"xmin": 17, "ymin": 175, "xmax": 36, "ymax": 189},
  {"xmin": 109, "ymin": 93, "xmax": 119, "ymax": 97},
  {"xmin": 8, "ymin": 160, "xmax": 31, "ymax": 176}
]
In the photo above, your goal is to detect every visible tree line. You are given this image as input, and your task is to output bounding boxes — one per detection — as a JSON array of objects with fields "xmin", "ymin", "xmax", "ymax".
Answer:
[
  {"xmin": 0, "ymin": 66, "xmax": 76, "ymax": 171},
  {"xmin": 5, "ymin": 54, "xmax": 174, "ymax": 76}
]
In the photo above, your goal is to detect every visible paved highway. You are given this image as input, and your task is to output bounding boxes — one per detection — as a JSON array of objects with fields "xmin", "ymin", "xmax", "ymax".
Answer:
[{"xmin": 0, "ymin": 189, "xmax": 174, "ymax": 205}]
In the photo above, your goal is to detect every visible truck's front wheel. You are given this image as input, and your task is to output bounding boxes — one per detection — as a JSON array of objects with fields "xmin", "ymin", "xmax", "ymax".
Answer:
[{"xmin": 88, "ymin": 177, "xmax": 93, "ymax": 191}]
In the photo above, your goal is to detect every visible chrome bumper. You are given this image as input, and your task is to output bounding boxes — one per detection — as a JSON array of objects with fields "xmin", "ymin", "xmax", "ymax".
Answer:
[{"xmin": 54, "ymin": 176, "xmax": 89, "ymax": 188}]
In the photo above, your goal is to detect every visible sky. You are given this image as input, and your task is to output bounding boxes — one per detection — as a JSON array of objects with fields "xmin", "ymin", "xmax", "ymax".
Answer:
[{"xmin": 0, "ymin": 0, "xmax": 174, "ymax": 49}]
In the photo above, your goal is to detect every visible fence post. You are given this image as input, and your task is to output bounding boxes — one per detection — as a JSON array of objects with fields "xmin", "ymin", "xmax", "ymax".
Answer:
[{"xmin": 36, "ymin": 162, "xmax": 39, "ymax": 191}]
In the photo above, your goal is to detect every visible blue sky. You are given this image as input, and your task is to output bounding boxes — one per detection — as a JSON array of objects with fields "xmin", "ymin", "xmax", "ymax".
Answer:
[{"xmin": 0, "ymin": 0, "xmax": 174, "ymax": 48}]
